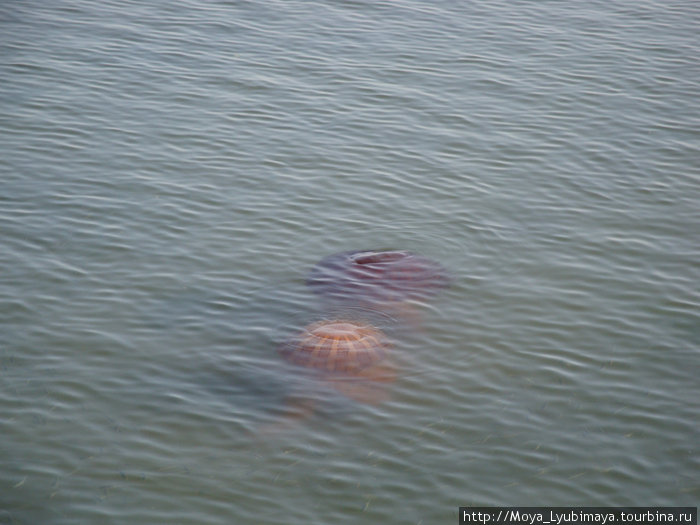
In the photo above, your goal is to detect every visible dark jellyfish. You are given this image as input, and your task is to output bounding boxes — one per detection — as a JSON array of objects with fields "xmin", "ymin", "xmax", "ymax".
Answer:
[{"xmin": 307, "ymin": 249, "xmax": 450, "ymax": 306}]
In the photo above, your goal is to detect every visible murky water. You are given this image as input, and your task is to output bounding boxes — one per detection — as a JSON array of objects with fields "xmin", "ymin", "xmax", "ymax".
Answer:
[{"xmin": 1, "ymin": 0, "xmax": 698, "ymax": 523}]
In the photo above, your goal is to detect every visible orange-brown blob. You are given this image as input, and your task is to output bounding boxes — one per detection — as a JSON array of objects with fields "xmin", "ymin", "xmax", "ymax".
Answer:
[{"xmin": 279, "ymin": 319, "xmax": 391, "ymax": 374}]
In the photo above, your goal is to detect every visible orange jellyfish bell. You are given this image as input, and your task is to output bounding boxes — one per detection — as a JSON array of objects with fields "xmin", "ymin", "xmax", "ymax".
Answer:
[
  {"xmin": 279, "ymin": 319, "xmax": 395, "ymax": 404},
  {"xmin": 279, "ymin": 319, "xmax": 390, "ymax": 374}
]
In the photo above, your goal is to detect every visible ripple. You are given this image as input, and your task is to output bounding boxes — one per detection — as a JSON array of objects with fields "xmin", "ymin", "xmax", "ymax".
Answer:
[{"xmin": 2, "ymin": 0, "xmax": 699, "ymax": 522}]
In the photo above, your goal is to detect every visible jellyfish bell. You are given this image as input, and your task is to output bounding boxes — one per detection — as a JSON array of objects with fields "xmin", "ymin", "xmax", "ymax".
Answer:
[
  {"xmin": 307, "ymin": 249, "xmax": 450, "ymax": 328},
  {"xmin": 278, "ymin": 319, "xmax": 395, "ymax": 406},
  {"xmin": 279, "ymin": 318, "xmax": 391, "ymax": 374},
  {"xmin": 307, "ymin": 249, "xmax": 450, "ymax": 304},
  {"xmin": 257, "ymin": 318, "xmax": 397, "ymax": 435}
]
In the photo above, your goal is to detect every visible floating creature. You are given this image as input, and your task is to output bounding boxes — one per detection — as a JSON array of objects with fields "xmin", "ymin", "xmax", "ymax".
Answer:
[
  {"xmin": 307, "ymin": 249, "xmax": 450, "ymax": 305},
  {"xmin": 278, "ymin": 319, "xmax": 395, "ymax": 404},
  {"xmin": 306, "ymin": 249, "xmax": 450, "ymax": 329},
  {"xmin": 258, "ymin": 318, "xmax": 396, "ymax": 435}
]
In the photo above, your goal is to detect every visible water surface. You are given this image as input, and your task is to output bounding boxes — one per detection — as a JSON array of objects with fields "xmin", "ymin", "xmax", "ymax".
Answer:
[{"xmin": 1, "ymin": 0, "xmax": 698, "ymax": 523}]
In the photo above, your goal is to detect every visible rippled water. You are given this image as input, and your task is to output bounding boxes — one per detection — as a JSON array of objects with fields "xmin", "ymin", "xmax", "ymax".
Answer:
[{"xmin": 1, "ymin": 0, "xmax": 698, "ymax": 523}]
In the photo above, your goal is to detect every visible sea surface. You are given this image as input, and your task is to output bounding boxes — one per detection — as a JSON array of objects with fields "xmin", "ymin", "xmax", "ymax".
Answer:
[{"xmin": 1, "ymin": 1, "xmax": 698, "ymax": 523}]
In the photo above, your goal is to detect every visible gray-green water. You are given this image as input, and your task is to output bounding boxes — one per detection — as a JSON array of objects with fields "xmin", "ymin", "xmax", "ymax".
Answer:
[{"xmin": 1, "ymin": 1, "xmax": 698, "ymax": 523}]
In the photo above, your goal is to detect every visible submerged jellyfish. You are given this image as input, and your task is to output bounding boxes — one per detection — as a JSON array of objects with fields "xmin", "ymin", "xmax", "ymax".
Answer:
[
  {"xmin": 306, "ymin": 250, "xmax": 450, "ymax": 328},
  {"xmin": 307, "ymin": 249, "xmax": 450, "ymax": 304},
  {"xmin": 278, "ymin": 319, "xmax": 396, "ymax": 405}
]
